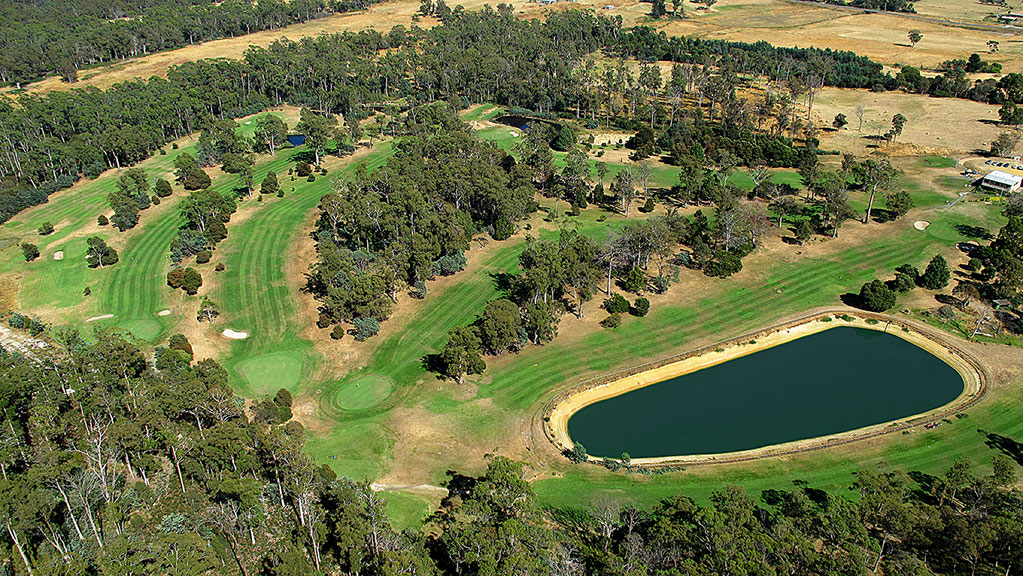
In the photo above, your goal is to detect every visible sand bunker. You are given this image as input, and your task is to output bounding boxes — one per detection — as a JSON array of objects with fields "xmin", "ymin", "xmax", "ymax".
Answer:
[
  {"xmin": 222, "ymin": 329, "xmax": 249, "ymax": 339},
  {"xmin": 53, "ymin": 251, "xmax": 63, "ymax": 260},
  {"xmin": 85, "ymin": 314, "xmax": 113, "ymax": 322},
  {"xmin": 914, "ymin": 220, "xmax": 930, "ymax": 231},
  {"xmin": 157, "ymin": 309, "xmax": 172, "ymax": 316}
]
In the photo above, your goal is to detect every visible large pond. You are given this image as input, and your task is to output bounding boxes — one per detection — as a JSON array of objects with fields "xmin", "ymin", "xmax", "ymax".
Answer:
[{"xmin": 567, "ymin": 327, "xmax": 965, "ymax": 458}]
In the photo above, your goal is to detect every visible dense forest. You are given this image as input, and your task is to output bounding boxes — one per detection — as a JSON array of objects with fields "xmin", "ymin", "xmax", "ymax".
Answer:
[
  {"xmin": 0, "ymin": 0, "xmax": 379, "ymax": 86},
  {"xmin": 3, "ymin": 333, "xmax": 1023, "ymax": 575}
]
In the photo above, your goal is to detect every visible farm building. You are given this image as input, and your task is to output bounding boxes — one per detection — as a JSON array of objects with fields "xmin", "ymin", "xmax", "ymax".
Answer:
[{"xmin": 980, "ymin": 170, "xmax": 1023, "ymax": 194}]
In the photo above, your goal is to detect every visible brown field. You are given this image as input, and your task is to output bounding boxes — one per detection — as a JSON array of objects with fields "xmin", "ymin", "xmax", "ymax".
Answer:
[
  {"xmin": 657, "ymin": 0, "xmax": 1023, "ymax": 72},
  {"xmin": 811, "ymin": 87, "xmax": 1003, "ymax": 155}
]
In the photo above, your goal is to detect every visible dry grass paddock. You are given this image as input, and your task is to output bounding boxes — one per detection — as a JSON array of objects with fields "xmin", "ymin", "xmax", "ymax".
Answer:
[{"xmin": 811, "ymin": 87, "xmax": 1003, "ymax": 155}]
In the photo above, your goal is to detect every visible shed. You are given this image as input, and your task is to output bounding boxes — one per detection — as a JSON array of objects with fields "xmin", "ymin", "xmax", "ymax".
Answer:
[
  {"xmin": 980, "ymin": 170, "xmax": 1022, "ymax": 194},
  {"xmin": 287, "ymin": 134, "xmax": 306, "ymax": 146}
]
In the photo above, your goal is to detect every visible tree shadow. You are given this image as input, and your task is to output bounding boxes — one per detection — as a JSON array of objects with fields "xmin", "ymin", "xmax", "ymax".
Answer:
[
  {"xmin": 839, "ymin": 292, "xmax": 862, "ymax": 308},
  {"xmin": 490, "ymin": 271, "xmax": 517, "ymax": 295},
  {"xmin": 935, "ymin": 294, "xmax": 959, "ymax": 307},
  {"xmin": 289, "ymin": 149, "xmax": 317, "ymax": 164},
  {"xmin": 982, "ymin": 430, "xmax": 1023, "ymax": 466},
  {"xmin": 421, "ymin": 353, "xmax": 445, "ymax": 375},
  {"xmin": 954, "ymin": 224, "xmax": 994, "ymax": 241},
  {"xmin": 871, "ymin": 209, "xmax": 896, "ymax": 224},
  {"xmin": 907, "ymin": 470, "xmax": 940, "ymax": 505}
]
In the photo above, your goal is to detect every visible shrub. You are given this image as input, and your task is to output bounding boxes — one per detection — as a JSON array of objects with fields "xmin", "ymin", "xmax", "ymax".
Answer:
[
  {"xmin": 891, "ymin": 272, "xmax": 915, "ymax": 293},
  {"xmin": 181, "ymin": 268, "xmax": 202, "ymax": 295},
  {"xmin": 38, "ymin": 222, "xmax": 54, "ymax": 235},
  {"xmin": 431, "ymin": 252, "xmax": 467, "ymax": 277},
  {"xmin": 568, "ymin": 443, "xmax": 588, "ymax": 463},
  {"xmin": 260, "ymin": 172, "xmax": 279, "ymax": 196},
  {"xmin": 920, "ymin": 254, "xmax": 950, "ymax": 290},
  {"xmin": 151, "ymin": 195, "xmax": 161, "ymax": 205},
  {"xmin": 603, "ymin": 293, "xmax": 630, "ymax": 314},
  {"xmin": 330, "ymin": 325, "xmax": 345, "ymax": 340},
  {"xmin": 600, "ymin": 314, "xmax": 623, "ymax": 329},
  {"xmin": 307, "ymin": 174, "xmax": 316, "ymax": 182},
  {"xmin": 168, "ymin": 334, "xmax": 193, "ymax": 358},
  {"xmin": 183, "ymin": 167, "xmax": 211, "ymax": 190},
  {"xmin": 167, "ymin": 268, "xmax": 185, "ymax": 289},
  {"xmin": 639, "ymin": 197, "xmax": 655, "ymax": 213},
  {"xmin": 317, "ymin": 313, "xmax": 331, "ymax": 329},
  {"xmin": 704, "ymin": 250, "xmax": 743, "ymax": 278},
  {"xmin": 352, "ymin": 317, "xmax": 380, "ymax": 341},
  {"xmin": 277, "ymin": 190, "xmax": 284, "ymax": 198},
  {"xmin": 154, "ymin": 178, "xmax": 173, "ymax": 197},
  {"xmin": 631, "ymin": 297, "xmax": 650, "ymax": 317},
  {"xmin": 215, "ymin": 263, "xmax": 225, "ymax": 272},
  {"xmin": 622, "ymin": 266, "xmax": 645, "ymax": 293},
  {"xmin": 97, "ymin": 214, "xmax": 109, "ymax": 226},
  {"xmin": 296, "ymin": 162, "xmax": 313, "ymax": 177},
  {"xmin": 21, "ymin": 243, "xmax": 39, "ymax": 262},
  {"xmin": 195, "ymin": 250, "xmax": 212, "ymax": 264},
  {"xmin": 895, "ymin": 264, "xmax": 920, "ymax": 280},
  {"xmin": 171, "ymin": 142, "xmax": 179, "ymax": 150},
  {"xmin": 410, "ymin": 280, "xmax": 427, "ymax": 299},
  {"xmin": 795, "ymin": 220, "xmax": 813, "ymax": 243},
  {"xmin": 859, "ymin": 279, "xmax": 896, "ymax": 312}
]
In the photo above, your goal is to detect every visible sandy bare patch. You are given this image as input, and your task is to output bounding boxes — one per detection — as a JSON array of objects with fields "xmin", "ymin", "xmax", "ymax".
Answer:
[
  {"xmin": 85, "ymin": 314, "xmax": 114, "ymax": 322},
  {"xmin": 222, "ymin": 329, "xmax": 249, "ymax": 339},
  {"xmin": 914, "ymin": 220, "xmax": 931, "ymax": 230},
  {"xmin": 52, "ymin": 251, "xmax": 63, "ymax": 260},
  {"xmin": 157, "ymin": 309, "xmax": 172, "ymax": 316}
]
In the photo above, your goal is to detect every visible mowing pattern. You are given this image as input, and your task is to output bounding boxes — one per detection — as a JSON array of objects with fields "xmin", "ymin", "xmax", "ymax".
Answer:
[{"xmin": 213, "ymin": 143, "xmax": 394, "ymax": 396}]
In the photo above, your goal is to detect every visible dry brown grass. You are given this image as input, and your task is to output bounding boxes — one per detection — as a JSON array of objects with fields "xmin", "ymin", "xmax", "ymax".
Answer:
[{"xmin": 811, "ymin": 87, "xmax": 1002, "ymax": 155}]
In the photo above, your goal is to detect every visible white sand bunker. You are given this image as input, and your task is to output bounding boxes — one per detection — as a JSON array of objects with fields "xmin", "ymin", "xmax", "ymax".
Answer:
[
  {"xmin": 222, "ymin": 329, "xmax": 249, "ymax": 339},
  {"xmin": 85, "ymin": 314, "xmax": 113, "ymax": 323},
  {"xmin": 914, "ymin": 220, "xmax": 930, "ymax": 231},
  {"xmin": 157, "ymin": 309, "xmax": 172, "ymax": 316},
  {"xmin": 53, "ymin": 251, "xmax": 64, "ymax": 260}
]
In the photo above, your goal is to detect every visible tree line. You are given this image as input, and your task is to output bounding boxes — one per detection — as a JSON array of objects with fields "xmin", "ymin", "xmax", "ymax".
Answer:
[
  {"xmin": 0, "ymin": 0, "xmax": 380, "ymax": 87},
  {"xmin": 4, "ymin": 332, "xmax": 1023, "ymax": 575}
]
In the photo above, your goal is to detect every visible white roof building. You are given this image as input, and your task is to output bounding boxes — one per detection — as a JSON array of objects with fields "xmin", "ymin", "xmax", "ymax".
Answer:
[{"xmin": 980, "ymin": 170, "xmax": 1023, "ymax": 194}]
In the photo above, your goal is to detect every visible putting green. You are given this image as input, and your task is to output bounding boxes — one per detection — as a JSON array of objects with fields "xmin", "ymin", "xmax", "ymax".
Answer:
[
  {"xmin": 114, "ymin": 319, "xmax": 163, "ymax": 341},
  {"xmin": 235, "ymin": 351, "xmax": 303, "ymax": 395},
  {"xmin": 334, "ymin": 375, "xmax": 394, "ymax": 411}
]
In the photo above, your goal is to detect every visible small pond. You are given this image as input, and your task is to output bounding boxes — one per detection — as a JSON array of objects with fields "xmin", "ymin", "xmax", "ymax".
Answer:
[{"xmin": 567, "ymin": 327, "xmax": 965, "ymax": 458}]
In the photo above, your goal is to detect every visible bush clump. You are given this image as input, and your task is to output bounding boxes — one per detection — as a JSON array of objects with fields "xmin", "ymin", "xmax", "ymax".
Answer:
[
  {"xmin": 21, "ymin": 243, "xmax": 39, "ymax": 262},
  {"xmin": 431, "ymin": 253, "xmax": 467, "ymax": 277},
  {"xmin": 631, "ymin": 297, "xmax": 650, "ymax": 317},
  {"xmin": 352, "ymin": 317, "xmax": 380, "ymax": 341},
  {"xmin": 603, "ymin": 293, "xmax": 630, "ymax": 314},
  {"xmin": 859, "ymin": 279, "xmax": 896, "ymax": 312}
]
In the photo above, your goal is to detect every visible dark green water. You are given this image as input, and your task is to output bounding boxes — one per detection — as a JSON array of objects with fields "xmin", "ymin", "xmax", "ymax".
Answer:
[{"xmin": 568, "ymin": 327, "xmax": 965, "ymax": 458}]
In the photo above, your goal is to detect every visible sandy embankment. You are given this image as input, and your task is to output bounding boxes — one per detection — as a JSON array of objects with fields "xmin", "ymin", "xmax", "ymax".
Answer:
[{"xmin": 544, "ymin": 312, "xmax": 985, "ymax": 467}]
